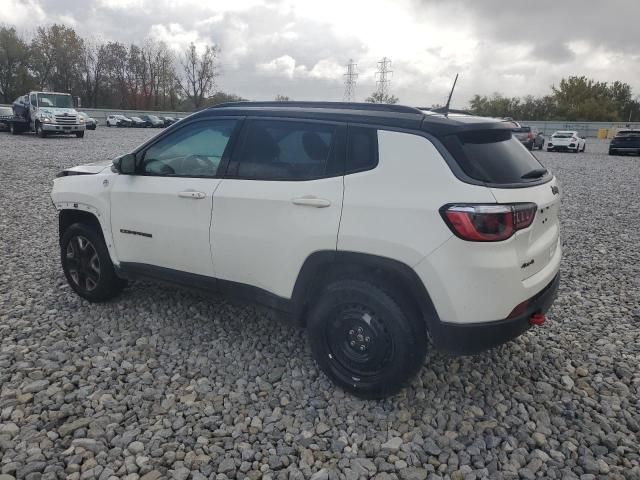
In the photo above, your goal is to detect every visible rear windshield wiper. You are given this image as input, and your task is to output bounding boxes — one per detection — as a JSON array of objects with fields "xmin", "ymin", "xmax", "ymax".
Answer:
[{"xmin": 521, "ymin": 168, "xmax": 548, "ymax": 179}]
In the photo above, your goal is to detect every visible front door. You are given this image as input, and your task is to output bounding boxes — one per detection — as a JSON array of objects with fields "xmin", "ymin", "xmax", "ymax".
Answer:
[{"xmin": 110, "ymin": 118, "xmax": 240, "ymax": 277}]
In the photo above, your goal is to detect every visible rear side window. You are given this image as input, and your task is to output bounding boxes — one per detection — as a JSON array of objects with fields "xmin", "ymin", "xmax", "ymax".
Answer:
[
  {"xmin": 442, "ymin": 130, "xmax": 547, "ymax": 185},
  {"xmin": 233, "ymin": 120, "xmax": 337, "ymax": 180},
  {"xmin": 346, "ymin": 126, "xmax": 378, "ymax": 174}
]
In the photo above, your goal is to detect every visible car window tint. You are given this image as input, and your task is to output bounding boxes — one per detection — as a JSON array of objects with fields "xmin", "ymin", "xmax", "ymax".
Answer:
[
  {"xmin": 235, "ymin": 120, "xmax": 336, "ymax": 180},
  {"xmin": 443, "ymin": 129, "xmax": 548, "ymax": 185},
  {"xmin": 142, "ymin": 120, "xmax": 237, "ymax": 177},
  {"xmin": 346, "ymin": 126, "xmax": 378, "ymax": 173}
]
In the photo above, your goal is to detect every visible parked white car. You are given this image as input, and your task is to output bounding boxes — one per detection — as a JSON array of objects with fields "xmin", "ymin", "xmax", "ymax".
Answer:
[
  {"xmin": 51, "ymin": 102, "xmax": 562, "ymax": 398},
  {"xmin": 547, "ymin": 130, "xmax": 586, "ymax": 153}
]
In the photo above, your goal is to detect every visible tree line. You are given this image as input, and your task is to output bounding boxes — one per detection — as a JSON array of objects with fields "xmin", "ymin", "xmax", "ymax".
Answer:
[
  {"xmin": 469, "ymin": 76, "xmax": 640, "ymax": 122},
  {"xmin": 0, "ymin": 24, "xmax": 245, "ymax": 111}
]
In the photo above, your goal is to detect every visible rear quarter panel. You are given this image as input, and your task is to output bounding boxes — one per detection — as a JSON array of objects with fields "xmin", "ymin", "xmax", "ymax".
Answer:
[{"xmin": 338, "ymin": 129, "xmax": 496, "ymax": 267}]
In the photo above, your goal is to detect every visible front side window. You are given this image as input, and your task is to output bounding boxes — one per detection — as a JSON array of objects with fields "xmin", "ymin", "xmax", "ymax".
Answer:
[
  {"xmin": 30, "ymin": 94, "xmax": 37, "ymax": 107},
  {"xmin": 234, "ymin": 120, "xmax": 337, "ymax": 180},
  {"xmin": 141, "ymin": 119, "xmax": 238, "ymax": 177}
]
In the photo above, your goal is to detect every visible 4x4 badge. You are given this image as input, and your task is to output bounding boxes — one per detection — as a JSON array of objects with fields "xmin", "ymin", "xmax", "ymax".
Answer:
[{"xmin": 551, "ymin": 185, "xmax": 559, "ymax": 195}]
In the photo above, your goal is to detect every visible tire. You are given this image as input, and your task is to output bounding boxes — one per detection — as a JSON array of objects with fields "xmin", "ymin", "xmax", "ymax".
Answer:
[
  {"xmin": 609, "ymin": 150, "xmax": 616, "ymax": 156},
  {"xmin": 60, "ymin": 222, "xmax": 126, "ymax": 302},
  {"xmin": 547, "ymin": 148, "xmax": 553, "ymax": 152},
  {"xmin": 76, "ymin": 131, "xmax": 85, "ymax": 138},
  {"xmin": 10, "ymin": 123, "xmax": 21, "ymax": 135},
  {"xmin": 582, "ymin": 143, "xmax": 586, "ymax": 152},
  {"xmin": 107, "ymin": 122, "xmax": 111, "ymax": 127},
  {"xmin": 307, "ymin": 279, "xmax": 428, "ymax": 398},
  {"xmin": 35, "ymin": 122, "xmax": 46, "ymax": 138}
]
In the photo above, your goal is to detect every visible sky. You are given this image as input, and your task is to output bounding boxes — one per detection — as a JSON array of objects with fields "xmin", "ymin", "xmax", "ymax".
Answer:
[{"xmin": 3, "ymin": 0, "xmax": 640, "ymax": 107}]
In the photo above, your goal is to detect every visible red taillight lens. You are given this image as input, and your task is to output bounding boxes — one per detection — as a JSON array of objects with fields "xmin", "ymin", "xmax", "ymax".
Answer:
[
  {"xmin": 528, "ymin": 132, "xmax": 533, "ymax": 140},
  {"xmin": 441, "ymin": 203, "xmax": 537, "ymax": 242}
]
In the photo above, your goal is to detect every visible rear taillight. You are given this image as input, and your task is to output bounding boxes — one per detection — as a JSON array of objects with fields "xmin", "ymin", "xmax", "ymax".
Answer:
[
  {"xmin": 441, "ymin": 203, "xmax": 537, "ymax": 242},
  {"xmin": 528, "ymin": 132, "xmax": 533, "ymax": 140}
]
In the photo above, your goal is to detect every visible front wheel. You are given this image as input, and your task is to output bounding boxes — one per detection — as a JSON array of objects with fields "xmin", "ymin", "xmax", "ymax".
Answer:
[
  {"xmin": 307, "ymin": 279, "xmax": 428, "ymax": 398},
  {"xmin": 9, "ymin": 123, "xmax": 21, "ymax": 135},
  {"xmin": 60, "ymin": 223, "xmax": 126, "ymax": 302},
  {"xmin": 76, "ymin": 131, "xmax": 85, "ymax": 138},
  {"xmin": 35, "ymin": 122, "xmax": 46, "ymax": 138}
]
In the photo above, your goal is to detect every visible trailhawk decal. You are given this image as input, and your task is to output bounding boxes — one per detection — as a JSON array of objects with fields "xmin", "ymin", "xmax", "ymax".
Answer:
[{"xmin": 120, "ymin": 229, "xmax": 152, "ymax": 238}]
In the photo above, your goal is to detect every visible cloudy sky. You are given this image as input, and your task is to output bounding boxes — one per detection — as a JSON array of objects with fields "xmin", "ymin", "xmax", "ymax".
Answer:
[{"xmin": 4, "ymin": 0, "xmax": 640, "ymax": 106}]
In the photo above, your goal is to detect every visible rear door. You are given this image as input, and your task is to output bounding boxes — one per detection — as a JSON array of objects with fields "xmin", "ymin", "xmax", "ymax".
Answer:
[{"xmin": 211, "ymin": 118, "xmax": 345, "ymax": 298}]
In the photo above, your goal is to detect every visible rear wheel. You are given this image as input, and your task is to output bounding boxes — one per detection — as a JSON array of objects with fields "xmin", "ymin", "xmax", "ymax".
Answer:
[
  {"xmin": 60, "ymin": 223, "xmax": 126, "ymax": 302},
  {"xmin": 307, "ymin": 279, "xmax": 428, "ymax": 398}
]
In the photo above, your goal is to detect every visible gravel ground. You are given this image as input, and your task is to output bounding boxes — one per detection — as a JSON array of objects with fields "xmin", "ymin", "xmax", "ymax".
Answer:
[{"xmin": 0, "ymin": 128, "xmax": 639, "ymax": 480}]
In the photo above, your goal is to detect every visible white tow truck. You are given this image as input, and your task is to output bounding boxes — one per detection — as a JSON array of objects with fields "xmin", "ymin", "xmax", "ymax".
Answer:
[{"xmin": 1, "ymin": 91, "xmax": 86, "ymax": 138}]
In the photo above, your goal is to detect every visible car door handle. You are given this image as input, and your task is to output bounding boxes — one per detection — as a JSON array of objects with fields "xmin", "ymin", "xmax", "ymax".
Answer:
[
  {"xmin": 292, "ymin": 196, "xmax": 331, "ymax": 208},
  {"xmin": 178, "ymin": 190, "xmax": 206, "ymax": 199}
]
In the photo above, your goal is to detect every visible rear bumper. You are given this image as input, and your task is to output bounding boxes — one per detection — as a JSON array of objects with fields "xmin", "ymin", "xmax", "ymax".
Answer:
[{"xmin": 430, "ymin": 273, "xmax": 560, "ymax": 355}]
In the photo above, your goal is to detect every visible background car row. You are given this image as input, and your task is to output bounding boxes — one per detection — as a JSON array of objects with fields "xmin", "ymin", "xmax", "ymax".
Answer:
[{"xmin": 106, "ymin": 114, "xmax": 178, "ymax": 128}]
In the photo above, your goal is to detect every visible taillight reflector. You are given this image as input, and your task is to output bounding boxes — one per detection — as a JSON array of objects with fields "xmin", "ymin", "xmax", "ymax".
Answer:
[{"xmin": 441, "ymin": 203, "xmax": 537, "ymax": 242}]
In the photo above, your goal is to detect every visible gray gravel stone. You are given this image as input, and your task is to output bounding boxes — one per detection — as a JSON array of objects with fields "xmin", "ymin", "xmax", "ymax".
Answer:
[{"xmin": 0, "ymin": 132, "xmax": 639, "ymax": 480}]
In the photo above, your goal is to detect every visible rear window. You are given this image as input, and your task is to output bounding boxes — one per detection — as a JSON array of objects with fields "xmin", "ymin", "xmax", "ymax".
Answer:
[
  {"xmin": 616, "ymin": 130, "xmax": 640, "ymax": 137},
  {"xmin": 512, "ymin": 126, "xmax": 531, "ymax": 133},
  {"xmin": 442, "ymin": 130, "xmax": 548, "ymax": 185},
  {"xmin": 552, "ymin": 132, "xmax": 573, "ymax": 138}
]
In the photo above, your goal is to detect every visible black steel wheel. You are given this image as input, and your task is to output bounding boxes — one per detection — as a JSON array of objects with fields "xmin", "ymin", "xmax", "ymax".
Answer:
[
  {"xmin": 61, "ymin": 222, "xmax": 126, "ymax": 302},
  {"xmin": 307, "ymin": 279, "xmax": 428, "ymax": 398},
  {"xmin": 35, "ymin": 122, "xmax": 46, "ymax": 138}
]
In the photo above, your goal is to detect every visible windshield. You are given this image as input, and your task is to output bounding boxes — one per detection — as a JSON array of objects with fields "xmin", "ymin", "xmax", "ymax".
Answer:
[{"xmin": 37, "ymin": 93, "xmax": 74, "ymax": 108}]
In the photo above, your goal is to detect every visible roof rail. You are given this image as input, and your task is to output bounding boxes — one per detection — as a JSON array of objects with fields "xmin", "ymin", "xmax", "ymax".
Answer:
[
  {"xmin": 208, "ymin": 101, "xmax": 424, "ymax": 115},
  {"xmin": 419, "ymin": 106, "xmax": 472, "ymax": 115}
]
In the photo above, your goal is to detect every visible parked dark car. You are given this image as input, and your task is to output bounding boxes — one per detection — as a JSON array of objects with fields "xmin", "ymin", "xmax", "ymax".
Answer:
[
  {"xmin": 78, "ymin": 112, "xmax": 97, "ymax": 130},
  {"xmin": 0, "ymin": 106, "xmax": 13, "ymax": 131},
  {"xmin": 161, "ymin": 116, "xmax": 177, "ymax": 127},
  {"xmin": 512, "ymin": 125, "xmax": 544, "ymax": 150},
  {"xmin": 609, "ymin": 130, "xmax": 640, "ymax": 155},
  {"xmin": 139, "ymin": 114, "xmax": 164, "ymax": 128},
  {"xmin": 129, "ymin": 116, "xmax": 147, "ymax": 128}
]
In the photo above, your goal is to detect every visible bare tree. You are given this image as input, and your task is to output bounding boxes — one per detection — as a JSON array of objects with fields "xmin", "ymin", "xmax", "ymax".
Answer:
[{"xmin": 178, "ymin": 43, "xmax": 219, "ymax": 109}]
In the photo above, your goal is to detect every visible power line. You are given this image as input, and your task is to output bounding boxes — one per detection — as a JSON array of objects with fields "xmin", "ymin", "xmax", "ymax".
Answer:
[
  {"xmin": 343, "ymin": 59, "xmax": 358, "ymax": 102},
  {"xmin": 375, "ymin": 57, "xmax": 393, "ymax": 97}
]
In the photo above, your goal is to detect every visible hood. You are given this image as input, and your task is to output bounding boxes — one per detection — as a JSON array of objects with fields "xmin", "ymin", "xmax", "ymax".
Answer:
[
  {"xmin": 39, "ymin": 107, "xmax": 78, "ymax": 117},
  {"xmin": 57, "ymin": 160, "xmax": 112, "ymax": 177}
]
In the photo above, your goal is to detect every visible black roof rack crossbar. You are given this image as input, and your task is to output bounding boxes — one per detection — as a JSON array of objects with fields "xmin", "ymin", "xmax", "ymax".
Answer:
[{"xmin": 207, "ymin": 101, "xmax": 424, "ymax": 115}]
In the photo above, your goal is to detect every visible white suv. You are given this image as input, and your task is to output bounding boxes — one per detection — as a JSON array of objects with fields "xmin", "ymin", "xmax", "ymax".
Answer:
[{"xmin": 51, "ymin": 102, "xmax": 561, "ymax": 398}]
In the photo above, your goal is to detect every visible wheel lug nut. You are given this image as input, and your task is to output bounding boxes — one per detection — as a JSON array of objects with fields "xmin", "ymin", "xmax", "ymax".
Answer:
[
  {"xmin": 365, "ymin": 336, "xmax": 370, "ymax": 342},
  {"xmin": 359, "ymin": 345, "xmax": 365, "ymax": 351},
  {"xmin": 357, "ymin": 327, "xmax": 363, "ymax": 334},
  {"xmin": 350, "ymin": 341, "xmax": 356, "ymax": 346},
  {"xmin": 349, "ymin": 329, "xmax": 354, "ymax": 335}
]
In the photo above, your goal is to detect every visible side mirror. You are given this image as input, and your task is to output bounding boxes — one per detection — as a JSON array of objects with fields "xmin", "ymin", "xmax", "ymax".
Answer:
[{"xmin": 113, "ymin": 153, "xmax": 136, "ymax": 174}]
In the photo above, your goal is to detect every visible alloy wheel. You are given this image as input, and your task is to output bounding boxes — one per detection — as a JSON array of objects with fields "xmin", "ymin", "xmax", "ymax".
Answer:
[{"xmin": 66, "ymin": 235, "xmax": 101, "ymax": 291}]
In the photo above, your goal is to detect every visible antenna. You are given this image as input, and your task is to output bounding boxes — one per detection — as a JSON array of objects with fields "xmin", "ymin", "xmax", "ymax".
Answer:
[
  {"xmin": 375, "ymin": 57, "xmax": 393, "ymax": 98},
  {"xmin": 443, "ymin": 73, "xmax": 459, "ymax": 117},
  {"xmin": 343, "ymin": 60, "xmax": 358, "ymax": 102}
]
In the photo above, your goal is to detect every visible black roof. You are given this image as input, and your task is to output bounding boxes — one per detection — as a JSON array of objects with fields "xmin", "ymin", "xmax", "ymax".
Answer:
[{"xmin": 190, "ymin": 101, "xmax": 512, "ymax": 137}]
